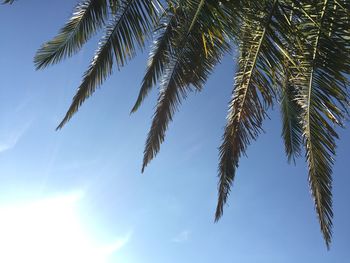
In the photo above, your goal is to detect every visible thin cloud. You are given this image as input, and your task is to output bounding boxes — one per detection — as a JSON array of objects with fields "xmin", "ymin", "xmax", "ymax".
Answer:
[
  {"xmin": 0, "ymin": 119, "xmax": 32, "ymax": 153},
  {"xmin": 0, "ymin": 137, "xmax": 18, "ymax": 152},
  {"xmin": 100, "ymin": 231, "xmax": 133, "ymax": 255},
  {"xmin": 172, "ymin": 230, "xmax": 190, "ymax": 243},
  {"xmin": 0, "ymin": 99, "xmax": 33, "ymax": 153}
]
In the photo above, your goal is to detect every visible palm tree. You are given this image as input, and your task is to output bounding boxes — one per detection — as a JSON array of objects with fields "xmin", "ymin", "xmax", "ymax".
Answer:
[{"xmin": 5, "ymin": 0, "xmax": 350, "ymax": 248}]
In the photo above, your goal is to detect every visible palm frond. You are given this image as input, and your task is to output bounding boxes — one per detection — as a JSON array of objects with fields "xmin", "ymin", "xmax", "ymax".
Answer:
[
  {"xmin": 56, "ymin": 0, "xmax": 160, "ymax": 129},
  {"xmin": 130, "ymin": 6, "xmax": 179, "ymax": 113},
  {"xmin": 277, "ymin": 3, "xmax": 303, "ymax": 163},
  {"xmin": 280, "ymin": 61, "xmax": 303, "ymax": 163},
  {"xmin": 131, "ymin": 0, "xmax": 241, "ymax": 114},
  {"xmin": 216, "ymin": 0, "xmax": 284, "ymax": 221},
  {"xmin": 34, "ymin": 0, "xmax": 109, "ymax": 69},
  {"xmin": 142, "ymin": 0, "xmax": 232, "ymax": 172},
  {"xmin": 293, "ymin": 0, "xmax": 350, "ymax": 248},
  {"xmin": 141, "ymin": 0, "xmax": 206, "ymax": 172}
]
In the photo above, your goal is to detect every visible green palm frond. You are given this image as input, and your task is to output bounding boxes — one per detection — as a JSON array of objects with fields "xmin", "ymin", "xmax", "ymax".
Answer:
[
  {"xmin": 56, "ymin": 0, "xmax": 160, "ymax": 129},
  {"xmin": 277, "ymin": 2, "xmax": 303, "ymax": 163},
  {"xmin": 141, "ymin": 0, "xmax": 207, "ymax": 172},
  {"xmin": 216, "ymin": 0, "xmax": 287, "ymax": 221},
  {"xmin": 130, "ymin": 0, "xmax": 240, "ymax": 114},
  {"xmin": 141, "ymin": 0, "xmax": 232, "ymax": 172},
  {"xmin": 34, "ymin": 0, "xmax": 109, "ymax": 69},
  {"xmin": 130, "ymin": 6, "xmax": 179, "ymax": 113},
  {"xmin": 280, "ymin": 61, "xmax": 303, "ymax": 163},
  {"xmin": 293, "ymin": 0, "xmax": 350, "ymax": 248}
]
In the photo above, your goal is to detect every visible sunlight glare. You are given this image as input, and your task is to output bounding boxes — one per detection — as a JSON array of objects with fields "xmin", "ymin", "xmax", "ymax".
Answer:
[{"xmin": 0, "ymin": 192, "xmax": 126, "ymax": 263}]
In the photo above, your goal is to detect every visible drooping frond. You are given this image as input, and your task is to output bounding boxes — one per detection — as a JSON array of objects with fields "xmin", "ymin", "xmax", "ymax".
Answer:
[
  {"xmin": 130, "ymin": 6, "xmax": 179, "ymax": 113},
  {"xmin": 280, "ymin": 61, "xmax": 302, "ymax": 163},
  {"xmin": 56, "ymin": 0, "xmax": 160, "ymax": 129},
  {"xmin": 278, "ymin": 3, "xmax": 303, "ymax": 163},
  {"xmin": 34, "ymin": 0, "xmax": 109, "ymax": 69},
  {"xmin": 293, "ymin": 0, "xmax": 350, "ymax": 248},
  {"xmin": 141, "ymin": 0, "xmax": 206, "ymax": 172},
  {"xmin": 131, "ymin": 0, "xmax": 240, "ymax": 114},
  {"xmin": 216, "ymin": 0, "xmax": 288, "ymax": 221},
  {"xmin": 142, "ymin": 0, "xmax": 233, "ymax": 172}
]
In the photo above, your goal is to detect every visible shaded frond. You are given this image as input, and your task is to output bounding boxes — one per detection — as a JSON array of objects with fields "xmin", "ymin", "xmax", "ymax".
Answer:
[
  {"xmin": 130, "ymin": 6, "xmax": 179, "ymax": 113},
  {"xmin": 216, "ymin": 0, "xmax": 286, "ymax": 221},
  {"xmin": 142, "ymin": 0, "xmax": 232, "ymax": 172},
  {"xmin": 277, "ymin": 3, "xmax": 303, "ymax": 163},
  {"xmin": 292, "ymin": 0, "xmax": 350, "ymax": 248},
  {"xmin": 56, "ymin": 0, "xmax": 160, "ymax": 129},
  {"xmin": 280, "ymin": 61, "xmax": 303, "ymax": 163},
  {"xmin": 131, "ymin": 0, "xmax": 241, "ymax": 114},
  {"xmin": 34, "ymin": 0, "xmax": 109, "ymax": 69}
]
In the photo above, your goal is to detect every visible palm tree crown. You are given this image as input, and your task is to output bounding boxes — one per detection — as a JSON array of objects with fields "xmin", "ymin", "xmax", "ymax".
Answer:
[{"xmin": 6, "ymin": 0, "xmax": 350, "ymax": 248}]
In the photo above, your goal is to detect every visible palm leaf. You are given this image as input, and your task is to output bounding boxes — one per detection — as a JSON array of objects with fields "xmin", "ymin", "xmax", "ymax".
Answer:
[
  {"xmin": 141, "ymin": 0, "xmax": 206, "ymax": 172},
  {"xmin": 130, "ymin": 0, "xmax": 229, "ymax": 114},
  {"xmin": 34, "ymin": 0, "xmax": 109, "ymax": 69},
  {"xmin": 142, "ymin": 0, "xmax": 232, "ymax": 172},
  {"xmin": 216, "ymin": 0, "xmax": 284, "ymax": 221},
  {"xmin": 130, "ymin": 6, "xmax": 179, "ymax": 113},
  {"xmin": 56, "ymin": 0, "xmax": 160, "ymax": 129},
  {"xmin": 280, "ymin": 61, "xmax": 303, "ymax": 163},
  {"xmin": 293, "ymin": 0, "xmax": 350, "ymax": 248},
  {"xmin": 277, "ymin": 3, "xmax": 303, "ymax": 163}
]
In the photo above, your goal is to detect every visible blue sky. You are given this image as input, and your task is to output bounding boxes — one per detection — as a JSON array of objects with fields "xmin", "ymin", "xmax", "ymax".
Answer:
[{"xmin": 0, "ymin": 1, "xmax": 349, "ymax": 262}]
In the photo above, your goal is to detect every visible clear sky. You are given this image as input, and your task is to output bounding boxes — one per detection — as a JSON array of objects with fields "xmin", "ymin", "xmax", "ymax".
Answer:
[{"xmin": 0, "ymin": 1, "xmax": 349, "ymax": 262}]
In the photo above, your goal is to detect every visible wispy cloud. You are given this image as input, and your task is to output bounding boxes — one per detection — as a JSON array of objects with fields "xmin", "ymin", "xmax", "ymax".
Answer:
[
  {"xmin": 0, "ymin": 137, "xmax": 17, "ymax": 152},
  {"xmin": 100, "ymin": 231, "xmax": 133, "ymax": 255},
  {"xmin": 0, "ymin": 119, "xmax": 32, "ymax": 153},
  {"xmin": 0, "ymin": 99, "xmax": 33, "ymax": 153},
  {"xmin": 172, "ymin": 230, "xmax": 190, "ymax": 243}
]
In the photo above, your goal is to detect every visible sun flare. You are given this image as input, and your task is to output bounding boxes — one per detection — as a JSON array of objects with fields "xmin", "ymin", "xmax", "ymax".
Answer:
[{"xmin": 0, "ymin": 193, "xmax": 128, "ymax": 263}]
